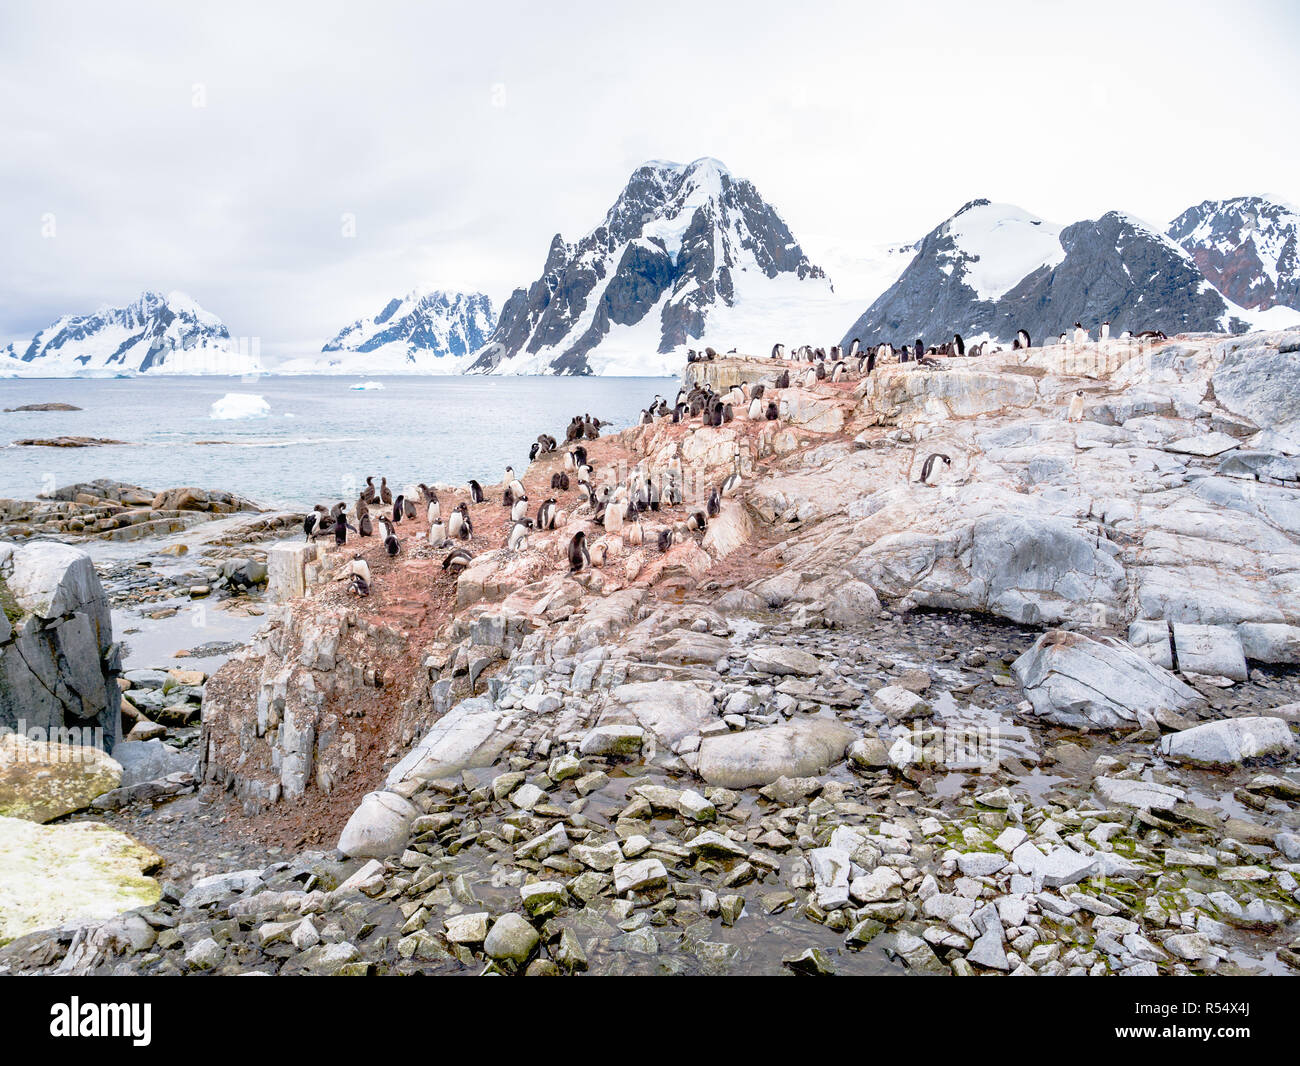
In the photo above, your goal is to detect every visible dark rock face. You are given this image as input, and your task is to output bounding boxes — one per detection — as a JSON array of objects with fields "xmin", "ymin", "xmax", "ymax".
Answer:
[
  {"xmin": 841, "ymin": 204, "xmax": 1239, "ymax": 348},
  {"xmin": 1168, "ymin": 196, "xmax": 1300, "ymax": 313},
  {"xmin": 472, "ymin": 158, "xmax": 824, "ymax": 375},
  {"xmin": 323, "ymin": 290, "xmax": 495, "ymax": 360}
]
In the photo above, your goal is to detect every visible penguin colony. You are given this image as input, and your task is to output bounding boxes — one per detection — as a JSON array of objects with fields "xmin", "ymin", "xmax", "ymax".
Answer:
[{"xmin": 307, "ymin": 321, "xmax": 1167, "ymax": 600}]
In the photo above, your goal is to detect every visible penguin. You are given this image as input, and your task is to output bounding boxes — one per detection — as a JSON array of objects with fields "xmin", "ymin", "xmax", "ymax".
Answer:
[
  {"xmin": 914, "ymin": 339, "xmax": 924, "ymax": 361},
  {"xmin": 448, "ymin": 505, "xmax": 465, "ymax": 540},
  {"xmin": 765, "ymin": 400, "xmax": 779, "ymax": 421},
  {"xmin": 419, "ymin": 483, "xmax": 437, "ymax": 504},
  {"xmin": 706, "ymin": 488, "xmax": 721, "ymax": 518},
  {"xmin": 775, "ymin": 369, "xmax": 790, "ymax": 389},
  {"xmin": 831, "ymin": 360, "xmax": 846, "ymax": 382},
  {"xmin": 953, "ymin": 333, "xmax": 965, "ymax": 356},
  {"xmin": 442, "ymin": 547, "xmax": 473, "ymax": 572},
  {"xmin": 722, "ymin": 403, "xmax": 734, "ymax": 423},
  {"xmin": 815, "ymin": 362, "xmax": 827, "ymax": 381},
  {"xmin": 304, "ymin": 504, "xmax": 328, "ymax": 539},
  {"xmin": 1067, "ymin": 389, "xmax": 1086, "ymax": 423},
  {"xmin": 721, "ymin": 454, "xmax": 742, "ymax": 496},
  {"xmin": 349, "ymin": 572, "xmax": 370, "ymax": 596},
  {"xmin": 647, "ymin": 477, "xmax": 661, "ymax": 512},
  {"xmin": 428, "ymin": 520, "xmax": 446, "ymax": 545},
  {"xmin": 1073, "ymin": 322, "xmax": 1088, "ymax": 346},
  {"xmin": 604, "ymin": 499, "xmax": 624, "ymax": 533},
  {"xmin": 511, "ymin": 496, "xmax": 529, "ymax": 523},
  {"xmin": 507, "ymin": 476, "xmax": 526, "ymax": 500},
  {"xmin": 1059, "ymin": 332, "xmax": 1068, "ymax": 346},
  {"xmin": 917, "ymin": 453, "xmax": 952, "ymax": 485},
  {"xmin": 529, "ymin": 441, "xmax": 540, "ymax": 461},
  {"xmin": 346, "ymin": 554, "xmax": 371, "ymax": 585},
  {"xmin": 451, "ymin": 503, "xmax": 472, "ymax": 540},
  {"xmin": 508, "ymin": 522, "xmax": 529, "ymax": 552},
  {"xmin": 568, "ymin": 530, "xmax": 590, "ymax": 572},
  {"xmin": 803, "ymin": 368, "xmax": 817, "ymax": 389},
  {"xmin": 771, "ymin": 343, "xmax": 785, "ymax": 360},
  {"xmin": 1100, "ymin": 320, "xmax": 1110, "ymax": 341},
  {"xmin": 359, "ymin": 512, "xmax": 373, "ymax": 537},
  {"xmin": 1015, "ymin": 329, "xmax": 1031, "ymax": 350},
  {"xmin": 403, "ymin": 496, "xmax": 417, "ymax": 521},
  {"xmin": 657, "ymin": 528, "xmax": 674, "ymax": 552},
  {"xmin": 334, "ymin": 511, "xmax": 357, "ymax": 546},
  {"xmin": 626, "ymin": 517, "xmax": 644, "ymax": 546},
  {"xmin": 866, "ymin": 349, "xmax": 877, "ymax": 375},
  {"xmin": 537, "ymin": 498, "xmax": 557, "ymax": 530},
  {"xmin": 468, "ymin": 480, "xmax": 484, "ymax": 504},
  {"xmin": 380, "ymin": 477, "xmax": 392, "ymax": 506},
  {"xmin": 427, "ymin": 498, "xmax": 441, "ymax": 524},
  {"xmin": 686, "ymin": 510, "xmax": 708, "ymax": 532},
  {"xmin": 379, "ymin": 516, "xmax": 400, "ymax": 556},
  {"xmin": 392, "ymin": 495, "xmax": 405, "ymax": 523},
  {"xmin": 588, "ymin": 540, "xmax": 608, "ymax": 567}
]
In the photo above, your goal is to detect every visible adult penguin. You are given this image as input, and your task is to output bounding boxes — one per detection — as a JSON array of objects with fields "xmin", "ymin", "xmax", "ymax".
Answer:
[
  {"xmin": 468, "ymin": 479, "xmax": 484, "ymax": 504},
  {"xmin": 1015, "ymin": 329, "xmax": 1032, "ymax": 350},
  {"xmin": 721, "ymin": 454, "xmax": 742, "ymax": 496},
  {"xmin": 452, "ymin": 503, "xmax": 472, "ymax": 540},
  {"xmin": 1067, "ymin": 389, "xmax": 1086, "ymax": 423},
  {"xmin": 748, "ymin": 396, "xmax": 763, "ymax": 419},
  {"xmin": 448, "ymin": 503, "xmax": 465, "ymax": 540},
  {"xmin": 304, "ymin": 504, "xmax": 328, "ymax": 539},
  {"xmin": 914, "ymin": 339, "xmax": 924, "ymax": 361},
  {"xmin": 392, "ymin": 494, "xmax": 405, "ymax": 523},
  {"xmin": 917, "ymin": 453, "xmax": 952, "ymax": 485},
  {"xmin": 380, "ymin": 477, "xmax": 392, "ymax": 506},
  {"xmin": 379, "ymin": 516, "xmax": 400, "ymax": 556},
  {"xmin": 511, "ymin": 495, "xmax": 529, "ymax": 523},
  {"xmin": 334, "ymin": 510, "xmax": 357, "ymax": 547},
  {"xmin": 706, "ymin": 487, "xmax": 721, "ymax": 518},
  {"xmin": 508, "ymin": 522, "xmax": 529, "ymax": 552},
  {"xmin": 568, "ymin": 530, "xmax": 590, "ymax": 572},
  {"xmin": 866, "ymin": 349, "xmax": 877, "ymax": 374},
  {"xmin": 771, "ymin": 342, "xmax": 785, "ymax": 360},
  {"xmin": 953, "ymin": 333, "xmax": 965, "ymax": 356},
  {"xmin": 647, "ymin": 478, "xmax": 661, "ymax": 512},
  {"xmin": 537, "ymin": 498, "xmax": 557, "ymax": 530},
  {"xmin": 442, "ymin": 547, "xmax": 473, "ymax": 573},
  {"xmin": 427, "ymin": 496, "xmax": 441, "ymax": 524}
]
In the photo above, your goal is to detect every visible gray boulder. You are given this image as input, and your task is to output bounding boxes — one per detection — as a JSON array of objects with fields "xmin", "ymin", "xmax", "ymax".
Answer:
[
  {"xmin": 695, "ymin": 719, "xmax": 855, "ymax": 788},
  {"xmin": 336, "ymin": 789, "xmax": 417, "ymax": 858},
  {"xmin": 1157, "ymin": 717, "xmax": 1296, "ymax": 767},
  {"xmin": 1013, "ymin": 630, "xmax": 1202, "ymax": 731},
  {"xmin": 111, "ymin": 739, "xmax": 197, "ymax": 787},
  {"xmin": 0, "ymin": 543, "xmax": 121, "ymax": 751}
]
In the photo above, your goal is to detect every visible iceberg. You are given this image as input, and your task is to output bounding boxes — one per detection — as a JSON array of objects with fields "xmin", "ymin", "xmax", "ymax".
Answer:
[
  {"xmin": 210, "ymin": 393, "xmax": 271, "ymax": 420},
  {"xmin": 349, "ymin": 380, "xmax": 385, "ymax": 390}
]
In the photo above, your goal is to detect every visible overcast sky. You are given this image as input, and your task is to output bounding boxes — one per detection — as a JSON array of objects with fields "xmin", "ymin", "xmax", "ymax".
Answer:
[{"xmin": 3, "ymin": 0, "xmax": 1298, "ymax": 355}]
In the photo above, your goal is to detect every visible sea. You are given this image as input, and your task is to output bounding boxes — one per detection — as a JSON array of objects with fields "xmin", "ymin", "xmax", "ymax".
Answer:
[{"xmin": 0, "ymin": 375, "xmax": 674, "ymax": 508}]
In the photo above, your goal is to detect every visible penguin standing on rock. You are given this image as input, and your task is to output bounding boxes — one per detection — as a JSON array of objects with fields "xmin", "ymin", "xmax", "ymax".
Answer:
[
  {"xmin": 468, "ymin": 480, "xmax": 484, "ymax": 504},
  {"xmin": 304, "ymin": 505, "xmax": 328, "ymax": 539},
  {"xmin": 537, "ymin": 498, "xmax": 557, "ymax": 530},
  {"xmin": 392, "ymin": 495, "xmax": 405, "ymax": 523},
  {"xmin": 765, "ymin": 400, "xmax": 779, "ymax": 421},
  {"xmin": 1015, "ymin": 329, "xmax": 1032, "ymax": 350},
  {"xmin": 917, "ymin": 453, "xmax": 952, "ymax": 486},
  {"xmin": 427, "ymin": 497, "xmax": 441, "ymax": 524},
  {"xmin": 1067, "ymin": 389, "xmax": 1086, "ymax": 422},
  {"xmin": 511, "ymin": 496, "xmax": 529, "ymax": 523},
  {"xmin": 508, "ymin": 522, "xmax": 529, "ymax": 551},
  {"xmin": 568, "ymin": 530, "xmax": 590, "ymax": 572}
]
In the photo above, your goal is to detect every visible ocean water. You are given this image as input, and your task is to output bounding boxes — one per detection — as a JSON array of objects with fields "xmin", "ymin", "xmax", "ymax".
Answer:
[{"xmin": 0, "ymin": 375, "xmax": 673, "ymax": 509}]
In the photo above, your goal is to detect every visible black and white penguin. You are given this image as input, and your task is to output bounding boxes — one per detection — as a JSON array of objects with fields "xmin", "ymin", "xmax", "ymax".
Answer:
[
  {"xmin": 452, "ymin": 503, "xmax": 472, "ymax": 540},
  {"xmin": 914, "ymin": 339, "xmax": 924, "ymax": 361},
  {"xmin": 721, "ymin": 454, "xmax": 742, "ymax": 496},
  {"xmin": 427, "ymin": 497, "xmax": 441, "ymax": 524},
  {"xmin": 442, "ymin": 547, "xmax": 473, "ymax": 572},
  {"xmin": 765, "ymin": 400, "xmax": 779, "ymax": 421},
  {"xmin": 568, "ymin": 530, "xmax": 590, "ymax": 572},
  {"xmin": 686, "ymin": 510, "xmax": 708, "ymax": 532},
  {"xmin": 1067, "ymin": 389, "xmax": 1086, "ymax": 422},
  {"xmin": 537, "ymin": 498, "xmax": 557, "ymax": 530},
  {"xmin": 468, "ymin": 480, "xmax": 484, "ymax": 504},
  {"xmin": 657, "ymin": 528, "xmax": 674, "ymax": 552},
  {"xmin": 917, "ymin": 453, "xmax": 952, "ymax": 485},
  {"xmin": 447, "ymin": 504, "xmax": 466, "ymax": 540},
  {"xmin": 334, "ymin": 510, "xmax": 357, "ymax": 546},
  {"xmin": 508, "ymin": 522, "xmax": 529, "ymax": 551},
  {"xmin": 427, "ymin": 519, "xmax": 446, "ymax": 545},
  {"xmin": 748, "ymin": 396, "xmax": 763, "ymax": 419},
  {"xmin": 953, "ymin": 333, "xmax": 965, "ymax": 356},
  {"xmin": 379, "ymin": 516, "xmax": 400, "ymax": 556},
  {"xmin": 511, "ymin": 496, "xmax": 529, "ymax": 523},
  {"xmin": 1015, "ymin": 329, "xmax": 1031, "ymax": 350},
  {"xmin": 706, "ymin": 488, "xmax": 721, "ymax": 518},
  {"xmin": 349, "ymin": 572, "xmax": 370, "ymax": 596},
  {"xmin": 771, "ymin": 343, "xmax": 785, "ymax": 360}
]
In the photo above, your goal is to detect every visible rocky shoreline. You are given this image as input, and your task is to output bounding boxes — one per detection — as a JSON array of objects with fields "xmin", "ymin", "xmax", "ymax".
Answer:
[{"xmin": 2, "ymin": 329, "xmax": 1299, "ymax": 975}]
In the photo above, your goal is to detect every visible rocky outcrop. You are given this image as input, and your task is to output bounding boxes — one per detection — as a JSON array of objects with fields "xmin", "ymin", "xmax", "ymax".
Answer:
[{"xmin": 0, "ymin": 542, "xmax": 121, "ymax": 751}]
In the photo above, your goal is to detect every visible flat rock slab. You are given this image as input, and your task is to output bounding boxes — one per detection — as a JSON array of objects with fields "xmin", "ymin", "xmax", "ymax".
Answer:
[
  {"xmin": 1163, "ymin": 432, "xmax": 1241, "ymax": 457},
  {"xmin": 1094, "ymin": 776, "xmax": 1186, "ymax": 811},
  {"xmin": 1157, "ymin": 717, "xmax": 1296, "ymax": 767},
  {"xmin": 597, "ymin": 681, "xmax": 716, "ymax": 746},
  {"xmin": 1013, "ymin": 630, "xmax": 1202, "ymax": 731},
  {"xmin": 747, "ymin": 647, "xmax": 822, "ymax": 676},
  {"xmin": 0, "ymin": 815, "xmax": 160, "ymax": 944},
  {"xmin": 1172, "ymin": 623, "xmax": 1248, "ymax": 681},
  {"xmin": 0, "ymin": 733, "xmax": 122, "ymax": 823},
  {"xmin": 695, "ymin": 719, "xmax": 855, "ymax": 788}
]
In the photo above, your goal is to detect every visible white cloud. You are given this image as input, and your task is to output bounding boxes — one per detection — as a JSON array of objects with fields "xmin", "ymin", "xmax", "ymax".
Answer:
[{"xmin": 1, "ymin": 0, "xmax": 1297, "ymax": 358}]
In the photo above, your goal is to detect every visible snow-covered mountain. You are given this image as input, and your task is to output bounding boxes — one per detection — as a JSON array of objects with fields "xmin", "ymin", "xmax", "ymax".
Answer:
[
  {"xmin": 470, "ymin": 158, "xmax": 830, "ymax": 375},
  {"xmin": 840, "ymin": 200, "xmax": 1298, "ymax": 349},
  {"xmin": 295, "ymin": 289, "xmax": 495, "ymax": 374},
  {"xmin": 1167, "ymin": 196, "xmax": 1300, "ymax": 313},
  {"xmin": 1, "ymin": 291, "xmax": 257, "ymax": 377}
]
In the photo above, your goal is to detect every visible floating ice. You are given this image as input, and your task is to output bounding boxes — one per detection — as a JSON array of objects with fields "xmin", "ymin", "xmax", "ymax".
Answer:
[
  {"xmin": 350, "ymin": 381, "xmax": 385, "ymax": 390},
  {"xmin": 209, "ymin": 393, "xmax": 270, "ymax": 420}
]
